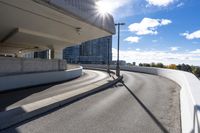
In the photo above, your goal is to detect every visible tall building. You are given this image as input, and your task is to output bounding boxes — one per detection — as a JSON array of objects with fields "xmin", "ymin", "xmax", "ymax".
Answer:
[
  {"xmin": 63, "ymin": 36, "xmax": 112, "ymax": 64},
  {"xmin": 63, "ymin": 45, "xmax": 80, "ymax": 63}
]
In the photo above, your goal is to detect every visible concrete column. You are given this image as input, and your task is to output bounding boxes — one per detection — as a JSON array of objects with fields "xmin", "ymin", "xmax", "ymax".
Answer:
[
  {"xmin": 54, "ymin": 48, "xmax": 63, "ymax": 59},
  {"xmin": 50, "ymin": 49, "xmax": 54, "ymax": 59},
  {"xmin": 16, "ymin": 52, "xmax": 23, "ymax": 58},
  {"xmin": 50, "ymin": 47, "xmax": 64, "ymax": 59}
]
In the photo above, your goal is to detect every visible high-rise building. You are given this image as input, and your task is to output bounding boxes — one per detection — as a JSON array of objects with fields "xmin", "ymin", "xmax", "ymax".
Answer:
[
  {"xmin": 63, "ymin": 45, "xmax": 80, "ymax": 63},
  {"xmin": 63, "ymin": 36, "xmax": 112, "ymax": 64}
]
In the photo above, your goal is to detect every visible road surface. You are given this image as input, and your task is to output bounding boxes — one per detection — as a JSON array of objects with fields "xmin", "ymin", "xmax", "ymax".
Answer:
[
  {"xmin": 1, "ymin": 70, "xmax": 181, "ymax": 133},
  {"xmin": 0, "ymin": 70, "xmax": 108, "ymax": 111}
]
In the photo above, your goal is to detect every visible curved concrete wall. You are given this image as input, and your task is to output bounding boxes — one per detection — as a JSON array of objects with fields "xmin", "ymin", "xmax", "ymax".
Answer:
[
  {"xmin": 0, "ymin": 57, "xmax": 67, "ymax": 76},
  {"xmin": 83, "ymin": 64, "xmax": 200, "ymax": 133},
  {"xmin": 0, "ymin": 66, "xmax": 82, "ymax": 92}
]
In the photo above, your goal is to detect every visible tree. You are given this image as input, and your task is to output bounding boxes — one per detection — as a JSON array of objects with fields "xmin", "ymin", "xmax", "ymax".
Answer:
[
  {"xmin": 151, "ymin": 62, "xmax": 156, "ymax": 67},
  {"xmin": 168, "ymin": 64, "xmax": 177, "ymax": 69},
  {"xmin": 176, "ymin": 64, "xmax": 192, "ymax": 72},
  {"xmin": 139, "ymin": 63, "xmax": 143, "ymax": 67},
  {"xmin": 143, "ymin": 63, "xmax": 150, "ymax": 67},
  {"xmin": 181, "ymin": 64, "xmax": 192, "ymax": 72},
  {"xmin": 127, "ymin": 63, "xmax": 132, "ymax": 66},
  {"xmin": 139, "ymin": 63, "xmax": 151, "ymax": 67},
  {"xmin": 192, "ymin": 67, "xmax": 200, "ymax": 78},
  {"xmin": 156, "ymin": 63, "xmax": 164, "ymax": 68},
  {"xmin": 176, "ymin": 64, "xmax": 181, "ymax": 70}
]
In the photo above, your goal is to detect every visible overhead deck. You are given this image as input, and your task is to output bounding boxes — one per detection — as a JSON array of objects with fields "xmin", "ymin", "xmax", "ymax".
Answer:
[{"xmin": 0, "ymin": 0, "xmax": 115, "ymax": 58}]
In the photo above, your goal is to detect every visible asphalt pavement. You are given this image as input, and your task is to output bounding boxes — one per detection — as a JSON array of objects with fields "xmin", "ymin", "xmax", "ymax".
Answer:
[
  {"xmin": 0, "ymin": 71, "xmax": 181, "ymax": 133},
  {"xmin": 0, "ymin": 70, "xmax": 108, "ymax": 111}
]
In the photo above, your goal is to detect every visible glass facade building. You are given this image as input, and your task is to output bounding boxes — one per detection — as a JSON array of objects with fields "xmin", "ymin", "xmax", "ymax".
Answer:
[{"xmin": 63, "ymin": 36, "xmax": 112, "ymax": 64}]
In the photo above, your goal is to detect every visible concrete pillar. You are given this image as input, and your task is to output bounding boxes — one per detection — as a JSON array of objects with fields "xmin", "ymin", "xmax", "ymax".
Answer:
[
  {"xmin": 54, "ymin": 48, "xmax": 63, "ymax": 59},
  {"xmin": 50, "ymin": 49, "xmax": 54, "ymax": 59},
  {"xmin": 16, "ymin": 52, "xmax": 23, "ymax": 58},
  {"xmin": 49, "ymin": 47, "xmax": 64, "ymax": 59},
  {"xmin": 47, "ymin": 49, "xmax": 50, "ymax": 59}
]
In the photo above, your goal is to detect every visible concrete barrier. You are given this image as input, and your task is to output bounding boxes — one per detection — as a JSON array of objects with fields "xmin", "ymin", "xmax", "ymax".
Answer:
[
  {"xmin": 0, "ymin": 57, "xmax": 67, "ymax": 76},
  {"xmin": 0, "ymin": 66, "xmax": 82, "ymax": 92},
  {"xmin": 82, "ymin": 64, "xmax": 200, "ymax": 133}
]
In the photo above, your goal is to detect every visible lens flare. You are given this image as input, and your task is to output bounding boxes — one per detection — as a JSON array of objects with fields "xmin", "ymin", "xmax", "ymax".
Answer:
[{"xmin": 96, "ymin": 1, "xmax": 112, "ymax": 15}]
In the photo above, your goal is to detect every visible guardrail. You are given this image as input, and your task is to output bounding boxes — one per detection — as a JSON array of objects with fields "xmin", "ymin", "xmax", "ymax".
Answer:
[{"xmin": 82, "ymin": 64, "xmax": 200, "ymax": 133}]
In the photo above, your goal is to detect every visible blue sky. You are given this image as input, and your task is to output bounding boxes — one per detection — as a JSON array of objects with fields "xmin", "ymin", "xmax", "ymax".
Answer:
[{"xmin": 97, "ymin": 0, "xmax": 200, "ymax": 66}]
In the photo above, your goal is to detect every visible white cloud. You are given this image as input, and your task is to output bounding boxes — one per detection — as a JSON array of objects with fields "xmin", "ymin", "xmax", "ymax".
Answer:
[
  {"xmin": 161, "ymin": 19, "xmax": 172, "ymax": 25},
  {"xmin": 112, "ymin": 48, "xmax": 200, "ymax": 66},
  {"xmin": 136, "ymin": 48, "xmax": 141, "ymax": 51},
  {"xmin": 177, "ymin": 2, "xmax": 184, "ymax": 7},
  {"xmin": 146, "ymin": 0, "xmax": 174, "ymax": 7},
  {"xmin": 170, "ymin": 47, "xmax": 179, "ymax": 51},
  {"xmin": 124, "ymin": 36, "xmax": 141, "ymax": 43},
  {"xmin": 190, "ymin": 49, "xmax": 200, "ymax": 54},
  {"xmin": 181, "ymin": 30, "xmax": 200, "ymax": 40},
  {"xmin": 128, "ymin": 18, "xmax": 172, "ymax": 35}
]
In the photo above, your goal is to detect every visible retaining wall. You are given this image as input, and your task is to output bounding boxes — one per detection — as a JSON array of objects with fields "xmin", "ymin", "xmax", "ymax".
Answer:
[
  {"xmin": 0, "ymin": 57, "xmax": 67, "ymax": 76},
  {"xmin": 0, "ymin": 66, "xmax": 82, "ymax": 92}
]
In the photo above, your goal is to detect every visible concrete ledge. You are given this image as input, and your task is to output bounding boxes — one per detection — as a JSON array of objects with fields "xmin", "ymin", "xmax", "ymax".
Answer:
[
  {"xmin": 0, "ymin": 66, "xmax": 83, "ymax": 92},
  {"xmin": 0, "ymin": 75, "xmax": 122, "ymax": 130},
  {"xmin": 82, "ymin": 64, "xmax": 200, "ymax": 133}
]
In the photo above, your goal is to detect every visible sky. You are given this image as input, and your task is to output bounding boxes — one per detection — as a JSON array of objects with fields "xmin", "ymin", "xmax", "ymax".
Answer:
[{"xmin": 96, "ymin": 0, "xmax": 200, "ymax": 66}]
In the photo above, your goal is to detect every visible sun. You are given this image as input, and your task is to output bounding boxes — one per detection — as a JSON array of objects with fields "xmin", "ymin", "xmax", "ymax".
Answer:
[{"xmin": 96, "ymin": 1, "xmax": 112, "ymax": 15}]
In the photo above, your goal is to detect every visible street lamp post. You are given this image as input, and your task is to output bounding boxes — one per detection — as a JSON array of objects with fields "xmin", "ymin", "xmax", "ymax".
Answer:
[
  {"xmin": 115, "ymin": 23, "xmax": 125, "ymax": 77},
  {"xmin": 107, "ymin": 38, "xmax": 110, "ymax": 73}
]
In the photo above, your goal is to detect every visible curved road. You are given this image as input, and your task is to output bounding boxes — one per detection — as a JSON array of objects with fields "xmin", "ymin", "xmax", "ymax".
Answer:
[
  {"xmin": 1, "ymin": 70, "xmax": 181, "ymax": 133},
  {"xmin": 0, "ymin": 70, "xmax": 108, "ymax": 111}
]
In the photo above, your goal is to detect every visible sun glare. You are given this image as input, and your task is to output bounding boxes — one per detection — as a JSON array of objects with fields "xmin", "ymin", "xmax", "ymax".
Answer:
[{"xmin": 96, "ymin": 1, "xmax": 112, "ymax": 15}]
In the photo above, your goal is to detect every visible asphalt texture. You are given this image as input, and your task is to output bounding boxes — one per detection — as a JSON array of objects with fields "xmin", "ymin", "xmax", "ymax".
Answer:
[
  {"xmin": 0, "ymin": 70, "xmax": 108, "ymax": 111},
  {"xmin": 0, "ymin": 71, "xmax": 181, "ymax": 133}
]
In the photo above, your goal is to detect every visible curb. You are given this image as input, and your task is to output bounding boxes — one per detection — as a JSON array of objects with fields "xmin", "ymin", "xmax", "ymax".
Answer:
[
  {"xmin": 0, "ymin": 75, "xmax": 123, "ymax": 131},
  {"xmin": 82, "ymin": 66, "xmax": 115, "ymax": 75}
]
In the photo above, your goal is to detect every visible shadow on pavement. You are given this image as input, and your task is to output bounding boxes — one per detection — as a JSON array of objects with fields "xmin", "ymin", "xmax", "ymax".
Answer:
[
  {"xmin": 0, "ymin": 79, "xmax": 115, "ymax": 133},
  {"xmin": 0, "ymin": 77, "xmax": 79, "ymax": 112},
  {"xmin": 0, "ymin": 84, "xmax": 57, "ymax": 112},
  {"xmin": 120, "ymin": 80, "xmax": 169, "ymax": 133}
]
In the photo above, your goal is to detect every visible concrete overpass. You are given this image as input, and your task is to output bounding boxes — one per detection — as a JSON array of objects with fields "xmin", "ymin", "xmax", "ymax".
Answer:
[{"xmin": 0, "ymin": 0, "xmax": 115, "ymax": 58}]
